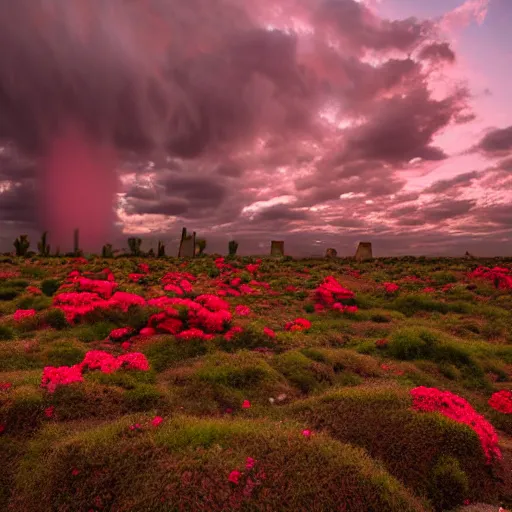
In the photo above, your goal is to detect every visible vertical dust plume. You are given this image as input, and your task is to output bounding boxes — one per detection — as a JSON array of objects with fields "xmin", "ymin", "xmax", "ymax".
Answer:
[{"xmin": 39, "ymin": 123, "xmax": 118, "ymax": 252}]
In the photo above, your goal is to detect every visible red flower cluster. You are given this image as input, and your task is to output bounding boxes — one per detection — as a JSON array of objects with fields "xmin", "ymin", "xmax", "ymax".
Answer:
[
  {"xmin": 161, "ymin": 271, "xmax": 196, "ymax": 295},
  {"xmin": 140, "ymin": 294, "xmax": 233, "ymax": 340},
  {"xmin": 77, "ymin": 277, "xmax": 117, "ymax": 299},
  {"xmin": 470, "ymin": 266, "xmax": 512, "ymax": 290},
  {"xmin": 383, "ymin": 282, "xmax": 399, "ymax": 293},
  {"xmin": 285, "ymin": 318, "xmax": 311, "ymax": 332},
  {"xmin": 0, "ymin": 382, "xmax": 13, "ymax": 391},
  {"xmin": 13, "ymin": 309, "xmax": 36, "ymax": 321},
  {"xmin": 314, "ymin": 276, "xmax": 355, "ymax": 308},
  {"xmin": 109, "ymin": 327, "xmax": 135, "ymax": 342},
  {"xmin": 410, "ymin": 386, "xmax": 501, "ymax": 463},
  {"xmin": 41, "ymin": 350, "xmax": 150, "ymax": 393},
  {"xmin": 41, "ymin": 365, "xmax": 84, "ymax": 393},
  {"xmin": 26, "ymin": 286, "xmax": 42, "ymax": 295},
  {"xmin": 0, "ymin": 271, "xmax": 20, "ymax": 280},
  {"xmin": 488, "ymin": 390, "xmax": 512, "ymax": 414}
]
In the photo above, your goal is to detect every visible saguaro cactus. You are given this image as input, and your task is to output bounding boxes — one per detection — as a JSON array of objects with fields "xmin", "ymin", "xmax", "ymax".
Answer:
[
  {"xmin": 14, "ymin": 235, "xmax": 30, "ymax": 256},
  {"xmin": 37, "ymin": 231, "xmax": 51, "ymax": 257},
  {"xmin": 127, "ymin": 237, "xmax": 142, "ymax": 257},
  {"xmin": 157, "ymin": 240, "xmax": 166, "ymax": 258},
  {"xmin": 73, "ymin": 229, "xmax": 81, "ymax": 256},
  {"xmin": 102, "ymin": 243, "xmax": 114, "ymax": 258}
]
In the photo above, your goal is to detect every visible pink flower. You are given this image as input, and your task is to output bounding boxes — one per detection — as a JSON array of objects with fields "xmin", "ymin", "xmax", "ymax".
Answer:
[
  {"xmin": 383, "ymin": 282, "xmax": 399, "ymax": 293},
  {"xmin": 284, "ymin": 318, "xmax": 311, "ymax": 332},
  {"xmin": 375, "ymin": 338, "xmax": 388, "ymax": 348},
  {"xmin": 44, "ymin": 406, "xmax": 55, "ymax": 418},
  {"xmin": 13, "ymin": 309, "xmax": 36, "ymax": 321},
  {"xmin": 129, "ymin": 423, "xmax": 142, "ymax": 431},
  {"xmin": 121, "ymin": 342, "xmax": 131, "ymax": 351},
  {"xmin": 0, "ymin": 382, "xmax": 12, "ymax": 391},
  {"xmin": 488, "ymin": 390, "xmax": 512, "ymax": 414},
  {"xmin": 245, "ymin": 457, "xmax": 256, "ymax": 470},
  {"xmin": 302, "ymin": 429, "xmax": 311, "ymax": 438},
  {"xmin": 235, "ymin": 305, "xmax": 251, "ymax": 316},
  {"xmin": 151, "ymin": 416, "xmax": 163, "ymax": 427},
  {"xmin": 228, "ymin": 470, "xmax": 241, "ymax": 484},
  {"xmin": 242, "ymin": 400, "xmax": 251, "ymax": 409},
  {"xmin": 72, "ymin": 468, "xmax": 80, "ymax": 476},
  {"xmin": 263, "ymin": 327, "xmax": 276, "ymax": 338},
  {"xmin": 411, "ymin": 387, "xmax": 501, "ymax": 463}
]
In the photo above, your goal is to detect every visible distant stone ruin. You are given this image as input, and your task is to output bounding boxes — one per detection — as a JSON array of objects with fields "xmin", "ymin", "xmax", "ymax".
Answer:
[
  {"xmin": 325, "ymin": 248, "xmax": 337, "ymax": 258},
  {"xmin": 354, "ymin": 242, "xmax": 373, "ymax": 261},
  {"xmin": 178, "ymin": 227, "xmax": 196, "ymax": 258},
  {"xmin": 270, "ymin": 240, "xmax": 284, "ymax": 257}
]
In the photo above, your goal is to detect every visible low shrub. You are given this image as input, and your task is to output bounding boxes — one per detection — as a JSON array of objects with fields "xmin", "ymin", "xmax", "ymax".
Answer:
[{"xmin": 10, "ymin": 416, "xmax": 425, "ymax": 511}]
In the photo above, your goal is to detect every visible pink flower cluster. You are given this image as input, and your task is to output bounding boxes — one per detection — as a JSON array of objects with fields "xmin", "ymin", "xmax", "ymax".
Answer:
[
  {"xmin": 314, "ymin": 276, "xmax": 355, "ymax": 308},
  {"xmin": 410, "ymin": 386, "xmax": 501, "ymax": 463},
  {"xmin": 41, "ymin": 350, "xmax": 150, "ymax": 393},
  {"xmin": 285, "ymin": 318, "xmax": 311, "ymax": 332},
  {"xmin": 13, "ymin": 309, "xmax": 36, "ymax": 321},
  {"xmin": 469, "ymin": 266, "xmax": 512, "ymax": 290},
  {"xmin": 109, "ymin": 327, "xmax": 135, "ymax": 342},
  {"xmin": 217, "ymin": 276, "xmax": 271, "ymax": 297},
  {"xmin": 383, "ymin": 282, "xmax": 399, "ymax": 293},
  {"xmin": 53, "ymin": 288, "xmax": 146, "ymax": 323},
  {"xmin": 138, "ymin": 294, "xmax": 234, "ymax": 340},
  {"xmin": 161, "ymin": 271, "xmax": 196, "ymax": 295},
  {"xmin": 488, "ymin": 390, "xmax": 512, "ymax": 414}
]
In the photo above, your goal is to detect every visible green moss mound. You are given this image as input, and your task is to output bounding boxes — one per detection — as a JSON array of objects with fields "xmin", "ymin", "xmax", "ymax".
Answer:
[
  {"xmin": 288, "ymin": 384, "xmax": 499, "ymax": 509},
  {"xmin": 10, "ymin": 416, "xmax": 425, "ymax": 512}
]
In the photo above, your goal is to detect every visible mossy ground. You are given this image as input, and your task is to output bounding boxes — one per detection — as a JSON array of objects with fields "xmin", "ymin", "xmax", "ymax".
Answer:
[{"xmin": 1, "ymin": 255, "xmax": 511, "ymax": 511}]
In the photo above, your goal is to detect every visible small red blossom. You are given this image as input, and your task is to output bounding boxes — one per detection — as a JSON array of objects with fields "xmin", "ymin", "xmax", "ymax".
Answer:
[
  {"xmin": 13, "ymin": 309, "xmax": 36, "ymax": 321},
  {"xmin": 44, "ymin": 406, "xmax": 55, "ymax": 418},
  {"xmin": 383, "ymin": 282, "xmax": 399, "ymax": 293},
  {"xmin": 235, "ymin": 305, "xmax": 251, "ymax": 316},
  {"xmin": 375, "ymin": 338, "xmax": 388, "ymax": 348},
  {"xmin": 0, "ymin": 382, "xmax": 12, "ymax": 391},
  {"xmin": 242, "ymin": 400, "xmax": 251, "ymax": 409},
  {"xmin": 245, "ymin": 457, "xmax": 256, "ymax": 470},
  {"xmin": 129, "ymin": 423, "xmax": 142, "ymax": 431},
  {"xmin": 488, "ymin": 390, "xmax": 512, "ymax": 414},
  {"xmin": 72, "ymin": 468, "xmax": 80, "ymax": 476},
  {"xmin": 302, "ymin": 429, "xmax": 311, "ymax": 438},
  {"xmin": 0, "ymin": 424, "xmax": 5, "ymax": 434},
  {"xmin": 228, "ymin": 470, "xmax": 241, "ymax": 484},
  {"xmin": 151, "ymin": 416, "xmax": 164, "ymax": 427},
  {"xmin": 285, "ymin": 318, "xmax": 311, "ymax": 332},
  {"xmin": 263, "ymin": 327, "xmax": 276, "ymax": 338}
]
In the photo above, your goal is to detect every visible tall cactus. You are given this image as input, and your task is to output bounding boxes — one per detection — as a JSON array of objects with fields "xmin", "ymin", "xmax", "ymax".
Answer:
[
  {"xmin": 157, "ymin": 240, "xmax": 166, "ymax": 258},
  {"xmin": 102, "ymin": 243, "xmax": 114, "ymax": 258},
  {"xmin": 37, "ymin": 231, "xmax": 51, "ymax": 257},
  {"xmin": 127, "ymin": 237, "xmax": 142, "ymax": 256},
  {"xmin": 228, "ymin": 240, "xmax": 239, "ymax": 256},
  {"xmin": 73, "ymin": 228, "xmax": 81, "ymax": 256},
  {"xmin": 14, "ymin": 235, "xmax": 30, "ymax": 256}
]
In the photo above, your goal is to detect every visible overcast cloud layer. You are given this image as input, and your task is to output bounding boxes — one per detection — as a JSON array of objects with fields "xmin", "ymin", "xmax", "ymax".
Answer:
[{"xmin": 0, "ymin": 0, "xmax": 511, "ymax": 256}]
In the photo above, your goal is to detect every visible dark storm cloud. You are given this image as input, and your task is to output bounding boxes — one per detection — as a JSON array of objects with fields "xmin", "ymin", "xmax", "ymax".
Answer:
[
  {"xmin": 476, "ymin": 125, "xmax": 512, "ymax": 154},
  {"xmin": 0, "ymin": 181, "xmax": 37, "ymax": 223},
  {"xmin": 424, "ymin": 171, "xmax": 481, "ymax": 194},
  {"xmin": 126, "ymin": 197, "xmax": 190, "ymax": 216},
  {"xmin": 338, "ymin": 87, "xmax": 465, "ymax": 164},
  {"xmin": 418, "ymin": 42, "xmax": 456, "ymax": 63},
  {"xmin": 422, "ymin": 199, "xmax": 476, "ymax": 222},
  {"xmin": 252, "ymin": 205, "xmax": 311, "ymax": 222}
]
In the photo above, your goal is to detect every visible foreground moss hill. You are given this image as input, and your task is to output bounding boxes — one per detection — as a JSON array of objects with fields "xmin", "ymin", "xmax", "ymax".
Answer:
[{"xmin": 1, "ymin": 254, "xmax": 511, "ymax": 511}]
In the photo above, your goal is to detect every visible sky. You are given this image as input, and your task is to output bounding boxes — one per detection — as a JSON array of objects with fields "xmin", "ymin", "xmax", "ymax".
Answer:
[{"xmin": 0, "ymin": 0, "xmax": 511, "ymax": 257}]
